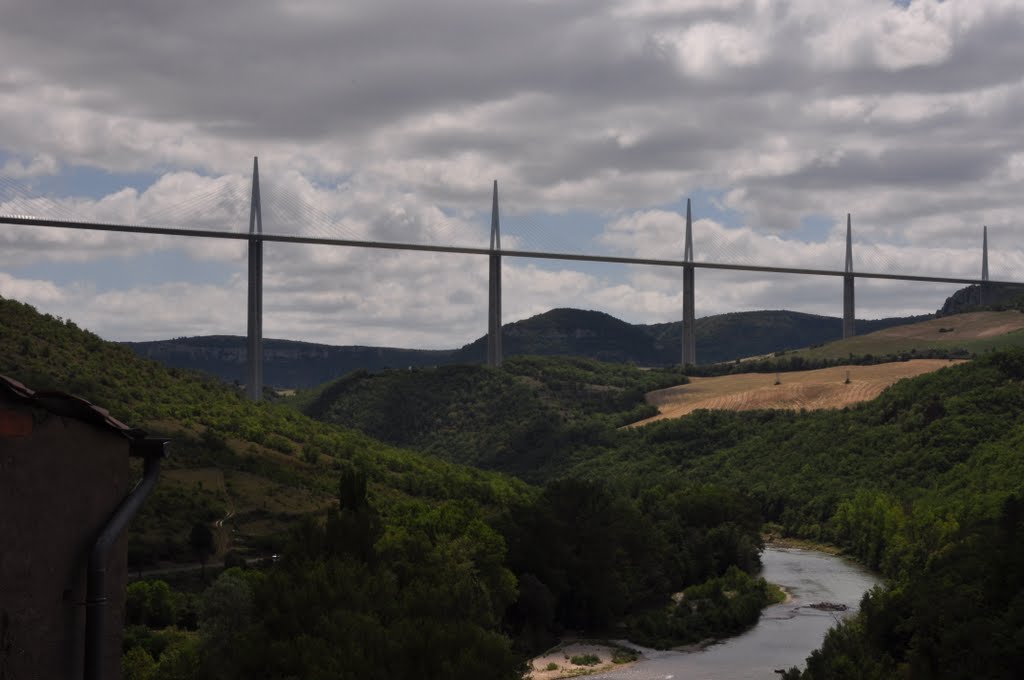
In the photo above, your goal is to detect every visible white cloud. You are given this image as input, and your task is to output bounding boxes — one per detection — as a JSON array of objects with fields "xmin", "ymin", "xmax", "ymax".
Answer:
[
  {"xmin": 0, "ymin": 154, "xmax": 58, "ymax": 179},
  {"xmin": 2, "ymin": 0, "xmax": 1024, "ymax": 347}
]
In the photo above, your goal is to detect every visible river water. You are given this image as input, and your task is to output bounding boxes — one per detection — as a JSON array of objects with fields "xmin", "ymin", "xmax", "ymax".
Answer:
[{"xmin": 589, "ymin": 547, "xmax": 880, "ymax": 680}]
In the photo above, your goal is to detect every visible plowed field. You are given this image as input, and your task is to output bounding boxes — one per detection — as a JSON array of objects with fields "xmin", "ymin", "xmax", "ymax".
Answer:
[{"xmin": 630, "ymin": 359, "xmax": 964, "ymax": 427}]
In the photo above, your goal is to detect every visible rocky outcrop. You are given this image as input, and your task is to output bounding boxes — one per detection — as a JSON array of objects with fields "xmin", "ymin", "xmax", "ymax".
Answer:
[{"xmin": 937, "ymin": 283, "xmax": 1024, "ymax": 316}]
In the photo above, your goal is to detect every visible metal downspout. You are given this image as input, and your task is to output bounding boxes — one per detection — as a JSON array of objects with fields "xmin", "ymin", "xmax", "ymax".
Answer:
[{"xmin": 84, "ymin": 438, "xmax": 169, "ymax": 680}]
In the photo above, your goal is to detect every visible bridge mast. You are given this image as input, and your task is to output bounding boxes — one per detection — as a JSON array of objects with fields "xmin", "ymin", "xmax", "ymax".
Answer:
[
  {"xmin": 981, "ymin": 225, "xmax": 990, "ymax": 306},
  {"xmin": 247, "ymin": 157, "xmax": 264, "ymax": 401},
  {"xmin": 982, "ymin": 225, "xmax": 989, "ymax": 281},
  {"xmin": 842, "ymin": 214, "xmax": 855, "ymax": 339},
  {"xmin": 487, "ymin": 180, "xmax": 503, "ymax": 367},
  {"xmin": 682, "ymin": 198, "xmax": 696, "ymax": 365}
]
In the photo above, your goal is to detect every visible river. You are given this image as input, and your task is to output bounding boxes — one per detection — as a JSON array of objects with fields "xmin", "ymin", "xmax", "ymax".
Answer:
[{"xmin": 589, "ymin": 546, "xmax": 880, "ymax": 680}]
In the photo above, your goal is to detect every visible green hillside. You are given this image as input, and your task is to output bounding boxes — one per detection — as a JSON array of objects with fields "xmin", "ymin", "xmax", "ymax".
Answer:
[
  {"xmin": 124, "ymin": 335, "xmax": 453, "ymax": 388},
  {"xmin": 544, "ymin": 353, "xmax": 1024, "ymax": 677},
  {"xmin": 9, "ymin": 290, "xmax": 1024, "ymax": 677},
  {"xmin": 642, "ymin": 310, "xmax": 933, "ymax": 365},
  {"xmin": 296, "ymin": 355, "xmax": 687, "ymax": 478},
  {"xmin": 779, "ymin": 310, "xmax": 1024, "ymax": 363},
  {"xmin": 302, "ymin": 324, "xmax": 1024, "ymax": 676},
  {"xmin": 0, "ymin": 295, "xmax": 533, "ymax": 565},
  {"xmin": 453, "ymin": 308, "xmax": 667, "ymax": 364},
  {"xmin": 1, "ymin": 294, "xmax": 769, "ymax": 678}
]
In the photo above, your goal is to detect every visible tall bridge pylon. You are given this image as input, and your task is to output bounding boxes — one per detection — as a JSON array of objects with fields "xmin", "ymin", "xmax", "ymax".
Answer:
[
  {"xmin": 983, "ymin": 225, "xmax": 989, "ymax": 282},
  {"xmin": 980, "ymin": 225, "xmax": 990, "ymax": 306},
  {"xmin": 682, "ymin": 198, "xmax": 696, "ymax": 365},
  {"xmin": 4, "ymin": 160, "xmax": 1011, "ymax": 379},
  {"xmin": 843, "ymin": 214, "xmax": 855, "ymax": 339},
  {"xmin": 247, "ymin": 157, "xmax": 264, "ymax": 401},
  {"xmin": 487, "ymin": 180, "xmax": 503, "ymax": 367}
]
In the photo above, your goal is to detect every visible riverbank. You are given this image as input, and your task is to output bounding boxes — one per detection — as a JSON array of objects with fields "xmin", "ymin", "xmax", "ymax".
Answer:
[
  {"xmin": 763, "ymin": 526, "xmax": 845, "ymax": 555},
  {"xmin": 532, "ymin": 548, "xmax": 880, "ymax": 680},
  {"xmin": 524, "ymin": 641, "xmax": 639, "ymax": 680}
]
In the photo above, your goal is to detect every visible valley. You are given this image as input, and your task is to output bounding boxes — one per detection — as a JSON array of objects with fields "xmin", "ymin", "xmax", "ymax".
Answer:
[{"xmin": 4, "ymin": 288, "xmax": 1024, "ymax": 679}]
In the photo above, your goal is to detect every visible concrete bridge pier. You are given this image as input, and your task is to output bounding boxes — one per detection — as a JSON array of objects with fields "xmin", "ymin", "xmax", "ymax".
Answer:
[
  {"xmin": 487, "ymin": 180, "xmax": 503, "ymax": 367},
  {"xmin": 843, "ymin": 214, "xmax": 855, "ymax": 339},
  {"xmin": 247, "ymin": 157, "xmax": 264, "ymax": 401},
  {"xmin": 981, "ymin": 225, "xmax": 989, "ymax": 306},
  {"xmin": 682, "ymin": 198, "xmax": 696, "ymax": 365}
]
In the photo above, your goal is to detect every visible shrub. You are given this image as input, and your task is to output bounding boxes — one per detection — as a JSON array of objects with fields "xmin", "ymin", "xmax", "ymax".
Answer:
[
  {"xmin": 611, "ymin": 647, "xmax": 638, "ymax": 664},
  {"xmin": 570, "ymin": 654, "xmax": 600, "ymax": 666}
]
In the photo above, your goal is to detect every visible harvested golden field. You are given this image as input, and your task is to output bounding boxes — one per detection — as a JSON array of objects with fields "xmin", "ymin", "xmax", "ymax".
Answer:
[{"xmin": 630, "ymin": 359, "xmax": 965, "ymax": 427}]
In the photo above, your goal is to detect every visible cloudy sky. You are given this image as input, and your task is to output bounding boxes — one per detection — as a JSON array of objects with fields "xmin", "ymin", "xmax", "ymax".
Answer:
[{"xmin": 2, "ymin": 0, "xmax": 1023, "ymax": 349}]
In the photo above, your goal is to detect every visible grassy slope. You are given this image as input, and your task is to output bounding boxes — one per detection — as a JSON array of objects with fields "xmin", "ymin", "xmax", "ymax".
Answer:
[
  {"xmin": 559, "ymin": 352, "xmax": 1024, "ymax": 543},
  {"xmin": 643, "ymin": 310, "xmax": 934, "ymax": 365},
  {"xmin": 633, "ymin": 359, "xmax": 962, "ymax": 425},
  {"xmin": 0, "ymin": 295, "xmax": 532, "ymax": 565},
  {"xmin": 782, "ymin": 310, "xmax": 1024, "ymax": 361}
]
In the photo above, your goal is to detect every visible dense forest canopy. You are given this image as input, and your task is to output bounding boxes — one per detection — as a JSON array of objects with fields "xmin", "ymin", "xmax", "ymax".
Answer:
[
  {"xmin": 6, "ymin": 293, "xmax": 1024, "ymax": 678},
  {"xmin": 1, "ymin": 296, "xmax": 766, "ymax": 678}
]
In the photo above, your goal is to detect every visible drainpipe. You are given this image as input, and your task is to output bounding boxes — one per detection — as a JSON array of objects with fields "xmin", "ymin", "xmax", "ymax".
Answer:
[{"xmin": 84, "ymin": 438, "xmax": 169, "ymax": 680}]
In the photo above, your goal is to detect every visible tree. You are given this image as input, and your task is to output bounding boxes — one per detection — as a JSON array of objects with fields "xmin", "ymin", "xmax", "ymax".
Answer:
[{"xmin": 122, "ymin": 646, "xmax": 157, "ymax": 680}]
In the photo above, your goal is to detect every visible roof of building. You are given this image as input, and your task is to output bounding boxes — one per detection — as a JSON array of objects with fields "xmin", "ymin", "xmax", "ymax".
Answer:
[{"xmin": 0, "ymin": 374, "xmax": 148, "ymax": 441}]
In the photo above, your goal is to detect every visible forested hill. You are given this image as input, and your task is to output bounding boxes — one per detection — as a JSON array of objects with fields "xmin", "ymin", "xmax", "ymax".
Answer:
[
  {"xmin": 0, "ymin": 294, "xmax": 772, "ymax": 678},
  {"xmin": 640, "ymin": 310, "xmax": 932, "ymax": 364},
  {"xmin": 123, "ymin": 335, "xmax": 454, "ymax": 388},
  {"xmin": 539, "ymin": 352, "xmax": 1024, "ymax": 677},
  {"xmin": 0, "ymin": 294, "xmax": 530, "ymax": 560},
  {"xmin": 125, "ymin": 307, "xmax": 931, "ymax": 388},
  {"xmin": 451, "ymin": 308, "xmax": 665, "ymax": 364},
  {"xmin": 297, "ymin": 356, "xmax": 688, "ymax": 478},
  {"xmin": 937, "ymin": 281, "xmax": 1024, "ymax": 315}
]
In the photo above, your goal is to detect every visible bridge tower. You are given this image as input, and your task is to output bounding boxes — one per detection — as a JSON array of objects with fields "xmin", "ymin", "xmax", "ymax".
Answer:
[
  {"xmin": 981, "ymin": 225, "xmax": 990, "ymax": 305},
  {"xmin": 487, "ymin": 180, "xmax": 503, "ymax": 367},
  {"xmin": 247, "ymin": 157, "xmax": 264, "ymax": 401},
  {"xmin": 842, "ymin": 214, "xmax": 855, "ymax": 339},
  {"xmin": 682, "ymin": 198, "xmax": 696, "ymax": 365},
  {"xmin": 982, "ymin": 225, "xmax": 989, "ymax": 281}
]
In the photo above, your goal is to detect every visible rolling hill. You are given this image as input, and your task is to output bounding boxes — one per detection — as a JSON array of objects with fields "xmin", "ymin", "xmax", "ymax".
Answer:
[
  {"xmin": 123, "ymin": 335, "xmax": 453, "ymax": 389},
  {"xmin": 0, "ymin": 294, "xmax": 531, "ymax": 566},
  {"xmin": 125, "ymin": 308, "xmax": 933, "ymax": 388},
  {"xmin": 779, "ymin": 310, "xmax": 1024, "ymax": 362},
  {"xmin": 630, "ymin": 359, "xmax": 964, "ymax": 426},
  {"xmin": 296, "ymin": 355, "xmax": 688, "ymax": 479}
]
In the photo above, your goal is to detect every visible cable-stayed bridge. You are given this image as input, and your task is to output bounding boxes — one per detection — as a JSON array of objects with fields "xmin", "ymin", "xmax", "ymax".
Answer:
[{"xmin": 1, "ymin": 158, "xmax": 1018, "ymax": 400}]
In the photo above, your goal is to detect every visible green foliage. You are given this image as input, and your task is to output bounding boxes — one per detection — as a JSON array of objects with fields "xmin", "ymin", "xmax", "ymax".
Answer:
[
  {"xmin": 626, "ymin": 566, "xmax": 779, "ymax": 649},
  {"xmin": 537, "ymin": 349, "xmax": 1024, "ymax": 675},
  {"xmin": 122, "ymin": 646, "xmax": 157, "ymax": 680},
  {"xmin": 126, "ymin": 581, "xmax": 177, "ymax": 629},
  {"xmin": 500, "ymin": 479, "xmax": 764, "ymax": 649},
  {"xmin": 299, "ymin": 355, "xmax": 687, "ymax": 479},
  {"xmin": 791, "ymin": 495, "xmax": 1024, "ymax": 679},
  {"xmin": 645, "ymin": 310, "xmax": 932, "ymax": 365},
  {"xmin": 193, "ymin": 489, "xmax": 525, "ymax": 680},
  {"xmin": 121, "ymin": 628, "xmax": 199, "ymax": 680},
  {"xmin": 0, "ymin": 295, "xmax": 534, "ymax": 568},
  {"xmin": 686, "ymin": 348, "xmax": 969, "ymax": 377},
  {"xmin": 23, "ymin": 292, "xmax": 1024, "ymax": 675},
  {"xmin": 570, "ymin": 653, "xmax": 600, "ymax": 666}
]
